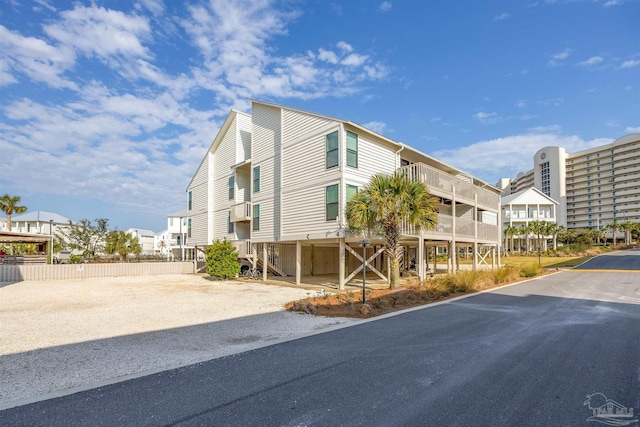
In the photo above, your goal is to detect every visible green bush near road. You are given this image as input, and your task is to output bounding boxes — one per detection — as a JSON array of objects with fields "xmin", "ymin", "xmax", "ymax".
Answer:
[{"xmin": 205, "ymin": 239, "xmax": 240, "ymax": 279}]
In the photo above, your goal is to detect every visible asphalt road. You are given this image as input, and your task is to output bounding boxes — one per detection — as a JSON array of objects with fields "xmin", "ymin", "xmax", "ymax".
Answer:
[{"xmin": 2, "ymin": 250, "xmax": 640, "ymax": 426}]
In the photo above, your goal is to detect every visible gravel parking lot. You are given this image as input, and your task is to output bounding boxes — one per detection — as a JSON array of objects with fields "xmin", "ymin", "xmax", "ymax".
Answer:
[{"xmin": 0, "ymin": 275, "xmax": 354, "ymax": 409}]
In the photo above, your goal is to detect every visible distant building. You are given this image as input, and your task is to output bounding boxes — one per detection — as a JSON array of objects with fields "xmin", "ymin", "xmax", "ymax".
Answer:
[
  {"xmin": 497, "ymin": 134, "xmax": 640, "ymax": 230},
  {"xmin": 501, "ymin": 187, "xmax": 559, "ymax": 252},
  {"xmin": 126, "ymin": 228, "xmax": 156, "ymax": 255},
  {"xmin": 2, "ymin": 210, "xmax": 71, "ymax": 235},
  {"xmin": 153, "ymin": 210, "xmax": 192, "ymax": 260}
]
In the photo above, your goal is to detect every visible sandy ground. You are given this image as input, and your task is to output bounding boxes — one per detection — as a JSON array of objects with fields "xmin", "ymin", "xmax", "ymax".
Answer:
[{"xmin": 0, "ymin": 275, "xmax": 354, "ymax": 408}]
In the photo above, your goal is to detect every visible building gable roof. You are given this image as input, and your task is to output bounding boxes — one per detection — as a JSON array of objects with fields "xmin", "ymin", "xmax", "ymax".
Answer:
[
  {"xmin": 9, "ymin": 210, "xmax": 72, "ymax": 224},
  {"xmin": 501, "ymin": 187, "xmax": 558, "ymax": 206}
]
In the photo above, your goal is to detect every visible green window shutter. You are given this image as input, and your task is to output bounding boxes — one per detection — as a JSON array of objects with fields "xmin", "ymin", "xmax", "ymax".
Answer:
[
  {"xmin": 253, "ymin": 166, "xmax": 260, "ymax": 193},
  {"xmin": 326, "ymin": 131, "xmax": 339, "ymax": 168},
  {"xmin": 346, "ymin": 131, "xmax": 358, "ymax": 168},
  {"xmin": 253, "ymin": 204, "xmax": 260, "ymax": 231},
  {"xmin": 326, "ymin": 184, "xmax": 339, "ymax": 221},
  {"xmin": 229, "ymin": 176, "xmax": 235, "ymax": 200}
]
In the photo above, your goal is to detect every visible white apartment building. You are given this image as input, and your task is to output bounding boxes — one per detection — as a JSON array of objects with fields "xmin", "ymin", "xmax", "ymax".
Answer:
[
  {"xmin": 501, "ymin": 187, "xmax": 559, "ymax": 252},
  {"xmin": 186, "ymin": 101, "xmax": 502, "ymax": 288},
  {"xmin": 497, "ymin": 134, "xmax": 640, "ymax": 230},
  {"xmin": 152, "ymin": 210, "xmax": 193, "ymax": 260},
  {"xmin": 2, "ymin": 210, "xmax": 71, "ymax": 234}
]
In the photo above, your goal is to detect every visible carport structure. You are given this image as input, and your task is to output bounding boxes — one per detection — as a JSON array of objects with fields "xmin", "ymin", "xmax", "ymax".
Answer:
[{"xmin": 0, "ymin": 231, "xmax": 52, "ymax": 264}]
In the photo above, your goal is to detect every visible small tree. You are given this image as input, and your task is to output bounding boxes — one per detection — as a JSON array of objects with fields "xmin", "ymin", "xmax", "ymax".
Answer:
[
  {"xmin": 56, "ymin": 218, "xmax": 110, "ymax": 258},
  {"xmin": 205, "ymin": 239, "xmax": 240, "ymax": 279},
  {"xmin": 104, "ymin": 230, "xmax": 141, "ymax": 261}
]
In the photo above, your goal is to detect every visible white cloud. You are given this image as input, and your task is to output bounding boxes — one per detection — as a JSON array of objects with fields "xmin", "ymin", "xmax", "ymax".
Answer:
[
  {"xmin": 317, "ymin": 48, "xmax": 338, "ymax": 64},
  {"xmin": 493, "ymin": 12, "xmax": 511, "ymax": 21},
  {"xmin": 515, "ymin": 100, "xmax": 527, "ymax": 108},
  {"xmin": 342, "ymin": 53, "xmax": 368, "ymax": 67},
  {"xmin": 43, "ymin": 5, "xmax": 152, "ymax": 62},
  {"xmin": 0, "ymin": 25, "xmax": 76, "ymax": 89},
  {"xmin": 577, "ymin": 56, "xmax": 603, "ymax": 67},
  {"xmin": 363, "ymin": 121, "xmax": 387, "ymax": 134},
  {"xmin": 620, "ymin": 60, "xmax": 640, "ymax": 69},
  {"xmin": 378, "ymin": 2, "xmax": 392, "ymax": 12},
  {"xmin": 472, "ymin": 111, "xmax": 500, "ymax": 124},
  {"xmin": 548, "ymin": 48, "xmax": 572, "ymax": 66},
  {"xmin": 430, "ymin": 132, "xmax": 613, "ymax": 184},
  {"xmin": 625, "ymin": 126, "xmax": 640, "ymax": 133},
  {"xmin": 336, "ymin": 41, "xmax": 354, "ymax": 52},
  {"xmin": 537, "ymin": 97, "xmax": 564, "ymax": 107},
  {"xmin": 429, "ymin": 117, "xmax": 442, "ymax": 123}
]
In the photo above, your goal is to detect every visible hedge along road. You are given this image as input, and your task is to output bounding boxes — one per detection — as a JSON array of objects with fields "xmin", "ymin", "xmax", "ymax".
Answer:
[{"xmin": 2, "ymin": 250, "xmax": 639, "ymax": 426}]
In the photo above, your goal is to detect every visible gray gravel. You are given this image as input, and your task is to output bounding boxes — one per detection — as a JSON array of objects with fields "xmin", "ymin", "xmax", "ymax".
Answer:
[{"xmin": 0, "ymin": 275, "xmax": 354, "ymax": 409}]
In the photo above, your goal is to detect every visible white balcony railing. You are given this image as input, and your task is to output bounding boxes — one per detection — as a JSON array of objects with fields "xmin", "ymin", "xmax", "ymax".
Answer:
[
  {"xmin": 232, "ymin": 239, "xmax": 253, "ymax": 258},
  {"xmin": 231, "ymin": 201, "xmax": 252, "ymax": 222},
  {"xmin": 401, "ymin": 213, "xmax": 498, "ymax": 241},
  {"xmin": 399, "ymin": 162, "xmax": 500, "ymax": 210}
]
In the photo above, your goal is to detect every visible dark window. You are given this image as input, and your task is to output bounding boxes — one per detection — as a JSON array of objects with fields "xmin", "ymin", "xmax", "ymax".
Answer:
[
  {"xmin": 228, "ymin": 176, "xmax": 234, "ymax": 200},
  {"xmin": 253, "ymin": 204, "xmax": 260, "ymax": 231},
  {"xmin": 253, "ymin": 166, "xmax": 260, "ymax": 193},
  {"xmin": 346, "ymin": 131, "xmax": 358, "ymax": 168},
  {"xmin": 326, "ymin": 131, "xmax": 339, "ymax": 168},
  {"xmin": 188, "ymin": 191, "xmax": 192, "ymax": 210},
  {"xmin": 346, "ymin": 184, "xmax": 358, "ymax": 202},
  {"xmin": 187, "ymin": 219, "xmax": 192, "ymax": 238},
  {"xmin": 326, "ymin": 184, "xmax": 339, "ymax": 220},
  {"xmin": 228, "ymin": 211, "xmax": 234, "ymax": 234}
]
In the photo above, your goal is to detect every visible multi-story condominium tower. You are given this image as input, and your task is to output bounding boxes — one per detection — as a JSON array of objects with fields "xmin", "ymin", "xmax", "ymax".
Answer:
[
  {"xmin": 187, "ymin": 101, "xmax": 501, "ymax": 288},
  {"xmin": 497, "ymin": 134, "xmax": 640, "ymax": 230}
]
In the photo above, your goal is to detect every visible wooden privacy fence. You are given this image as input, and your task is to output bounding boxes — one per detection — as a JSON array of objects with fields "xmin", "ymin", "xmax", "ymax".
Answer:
[{"xmin": 0, "ymin": 261, "xmax": 196, "ymax": 283}]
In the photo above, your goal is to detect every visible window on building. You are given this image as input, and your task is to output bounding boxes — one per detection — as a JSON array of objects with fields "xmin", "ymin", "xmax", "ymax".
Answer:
[
  {"xmin": 346, "ymin": 184, "xmax": 358, "ymax": 202},
  {"xmin": 188, "ymin": 219, "xmax": 192, "ymax": 238},
  {"xmin": 253, "ymin": 166, "xmax": 260, "ymax": 193},
  {"xmin": 326, "ymin": 184, "xmax": 339, "ymax": 221},
  {"xmin": 326, "ymin": 131, "xmax": 339, "ymax": 168},
  {"xmin": 346, "ymin": 131, "xmax": 358, "ymax": 168},
  {"xmin": 228, "ymin": 211, "xmax": 234, "ymax": 234},
  {"xmin": 170, "ymin": 218, "xmax": 174, "ymax": 226},
  {"xmin": 253, "ymin": 204, "xmax": 260, "ymax": 231},
  {"xmin": 188, "ymin": 191, "xmax": 192, "ymax": 210},
  {"xmin": 540, "ymin": 161, "xmax": 551, "ymax": 196},
  {"xmin": 228, "ymin": 176, "xmax": 234, "ymax": 200}
]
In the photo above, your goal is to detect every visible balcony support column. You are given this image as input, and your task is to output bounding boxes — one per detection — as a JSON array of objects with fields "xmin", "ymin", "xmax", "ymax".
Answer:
[
  {"xmin": 263, "ymin": 243, "xmax": 268, "ymax": 281},
  {"xmin": 296, "ymin": 240, "xmax": 302, "ymax": 286},
  {"xmin": 338, "ymin": 237, "xmax": 345, "ymax": 290},
  {"xmin": 473, "ymin": 193, "xmax": 478, "ymax": 271},
  {"xmin": 417, "ymin": 234, "xmax": 425, "ymax": 281}
]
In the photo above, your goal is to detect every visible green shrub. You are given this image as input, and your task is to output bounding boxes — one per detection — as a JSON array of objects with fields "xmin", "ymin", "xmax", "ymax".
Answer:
[
  {"xmin": 205, "ymin": 239, "xmax": 240, "ymax": 279},
  {"xmin": 69, "ymin": 254, "xmax": 83, "ymax": 264},
  {"xmin": 492, "ymin": 265, "xmax": 519, "ymax": 284},
  {"xmin": 519, "ymin": 263, "xmax": 542, "ymax": 277}
]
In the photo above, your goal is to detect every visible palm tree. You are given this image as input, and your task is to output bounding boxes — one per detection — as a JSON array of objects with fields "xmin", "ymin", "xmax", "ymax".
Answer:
[
  {"xmin": 346, "ymin": 171, "xmax": 438, "ymax": 289},
  {"xmin": 503, "ymin": 225, "xmax": 518, "ymax": 256},
  {"xmin": 528, "ymin": 221, "xmax": 549, "ymax": 266},
  {"xmin": 547, "ymin": 223, "xmax": 562, "ymax": 250},
  {"xmin": 516, "ymin": 224, "xmax": 529, "ymax": 254},
  {"xmin": 606, "ymin": 221, "xmax": 620, "ymax": 247},
  {"xmin": 619, "ymin": 221, "xmax": 636, "ymax": 246},
  {"xmin": 0, "ymin": 194, "xmax": 27, "ymax": 232}
]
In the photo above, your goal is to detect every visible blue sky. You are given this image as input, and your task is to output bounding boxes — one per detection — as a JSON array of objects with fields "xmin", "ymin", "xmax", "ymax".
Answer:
[{"xmin": 1, "ymin": 0, "xmax": 638, "ymax": 232}]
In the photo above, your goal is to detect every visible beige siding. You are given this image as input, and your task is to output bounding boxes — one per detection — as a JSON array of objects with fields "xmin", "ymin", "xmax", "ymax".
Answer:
[
  {"xmin": 214, "ymin": 210, "xmax": 234, "ymax": 241},
  {"xmin": 252, "ymin": 103, "xmax": 282, "ymax": 240},
  {"xmin": 342, "ymin": 127, "xmax": 397, "ymax": 185},
  {"xmin": 282, "ymin": 109, "xmax": 333, "ymax": 144},
  {"xmin": 282, "ymin": 181, "xmax": 342, "ymax": 237},
  {"xmin": 236, "ymin": 112, "xmax": 252, "ymax": 162},
  {"xmin": 211, "ymin": 116, "xmax": 239, "ymax": 243},
  {"xmin": 188, "ymin": 152, "xmax": 211, "ymax": 246}
]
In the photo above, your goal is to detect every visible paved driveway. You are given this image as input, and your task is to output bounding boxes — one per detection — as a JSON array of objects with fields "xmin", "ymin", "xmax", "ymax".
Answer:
[
  {"xmin": 2, "ymin": 251, "xmax": 639, "ymax": 426},
  {"xmin": 0, "ymin": 275, "xmax": 353, "ymax": 409}
]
